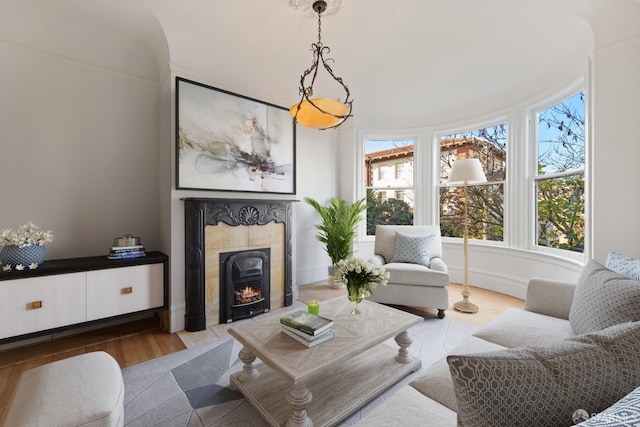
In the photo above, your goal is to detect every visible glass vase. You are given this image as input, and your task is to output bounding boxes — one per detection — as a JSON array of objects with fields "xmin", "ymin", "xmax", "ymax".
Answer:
[{"xmin": 347, "ymin": 286, "xmax": 363, "ymax": 315}]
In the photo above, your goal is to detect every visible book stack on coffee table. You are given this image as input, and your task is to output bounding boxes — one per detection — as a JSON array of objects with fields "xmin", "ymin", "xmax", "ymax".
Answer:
[{"xmin": 280, "ymin": 310, "xmax": 334, "ymax": 348}]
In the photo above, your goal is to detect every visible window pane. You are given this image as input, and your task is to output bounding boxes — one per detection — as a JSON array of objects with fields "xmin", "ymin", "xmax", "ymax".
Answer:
[
  {"xmin": 440, "ymin": 183, "xmax": 504, "ymax": 241},
  {"xmin": 538, "ymin": 91, "xmax": 585, "ymax": 175},
  {"xmin": 536, "ymin": 174, "xmax": 584, "ymax": 252},
  {"xmin": 439, "ymin": 124, "xmax": 506, "ymax": 242},
  {"xmin": 440, "ymin": 124, "xmax": 507, "ymax": 185},
  {"xmin": 365, "ymin": 140, "xmax": 413, "ymax": 187},
  {"xmin": 366, "ymin": 189, "xmax": 414, "ymax": 235},
  {"xmin": 365, "ymin": 140, "xmax": 414, "ymax": 235}
]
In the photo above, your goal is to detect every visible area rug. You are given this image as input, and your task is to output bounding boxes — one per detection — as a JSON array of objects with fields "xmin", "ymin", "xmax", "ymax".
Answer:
[{"xmin": 122, "ymin": 315, "xmax": 475, "ymax": 427}]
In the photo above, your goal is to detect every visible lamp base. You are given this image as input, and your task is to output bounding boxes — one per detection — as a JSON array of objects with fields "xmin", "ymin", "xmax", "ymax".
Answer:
[
  {"xmin": 454, "ymin": 283, "xmax": 479, "ymax": 313},
  {"xmin": 453, "ymin": 299, "xmax": 479, "ymax": 313},
  {"xmin": 453, "ymin": 301, "xmax": 478, "ymax": 313}
]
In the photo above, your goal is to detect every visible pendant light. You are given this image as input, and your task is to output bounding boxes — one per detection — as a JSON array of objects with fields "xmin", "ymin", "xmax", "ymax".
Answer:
[{"xmin": 289, "ymin": 0, "xmax": 352, "ymax": 130}]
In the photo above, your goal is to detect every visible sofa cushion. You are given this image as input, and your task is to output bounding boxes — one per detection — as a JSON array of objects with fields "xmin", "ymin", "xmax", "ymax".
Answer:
[
  {"xmin": 411, "ymin": 336, "xmax": 506, "ymax": 411},
  {"xmin": 606, "ymin": 251, "xmax": 640, "ymax": 280},
  {"xmin": 569, "ymin": 259, "xmax": 640, "ymax": 335},
  {"xmin": 473, "ymin": 307, "xmax": 576, "ymax": 348},
  {"xmin": 383, "ymin": 262, "xmax": 450, "ymax": 287},
  {"xmin": 448, "ymin": 321, "xmax": 640, "ymax": 427},
  {"xmin": 354, "ymin": 385, "xmax": 456, "ymax": 426},
  {"xmin": 574, "ymin": 385, "xmax": 640, "ymax": 426},
  {"xmin": 390, "ymin": 232, "xmax": 434, "ymax": 267}
]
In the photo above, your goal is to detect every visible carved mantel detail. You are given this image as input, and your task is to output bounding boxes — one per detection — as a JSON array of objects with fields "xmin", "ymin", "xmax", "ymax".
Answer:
[{"xmin": 183, "ymin": 198, "xmax": 295, "ymax": 331}]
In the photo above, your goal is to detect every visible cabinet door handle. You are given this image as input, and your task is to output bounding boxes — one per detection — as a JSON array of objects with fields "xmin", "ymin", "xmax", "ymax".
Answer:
[
  {"xmin": 31, "ymin": 301, "xmax": 43, "ymax": 309},
  {"xmin": 122, "ymin": 286, "xmax": 133, "ymax": 295}
]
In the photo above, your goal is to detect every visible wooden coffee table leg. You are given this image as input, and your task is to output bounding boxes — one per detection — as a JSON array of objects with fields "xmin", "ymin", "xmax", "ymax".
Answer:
[
  {"xmin": 394, "ymin": 330, "xmax": 413, "ymax": 363},
  {"xmin": 237, "ymin": 346, "xmax": 259, "ymax": 382},
  {"xmin": 286, "ymin": 384, "xmax": 313, "ymax": 427}
]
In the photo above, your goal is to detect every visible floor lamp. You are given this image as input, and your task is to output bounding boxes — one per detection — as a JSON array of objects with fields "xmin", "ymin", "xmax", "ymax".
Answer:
[{"xmin": 447, "ymin": 158, "xmax": 487, "ymax": 313}]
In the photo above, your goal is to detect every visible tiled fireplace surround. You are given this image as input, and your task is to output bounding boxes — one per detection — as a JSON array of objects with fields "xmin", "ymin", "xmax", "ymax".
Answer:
[{"xmin": 183, "ymin": 198, "xmax": 294, "ymax": 331}]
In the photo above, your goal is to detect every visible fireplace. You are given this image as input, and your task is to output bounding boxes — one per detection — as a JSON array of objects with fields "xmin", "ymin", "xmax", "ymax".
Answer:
[
  {"xmin": 183, "ymin": 198, "xmax": 294, "ymax": 331},
  {"xmin": 220, "ymin": 248, "xmax": 270, "ymax": 323}
]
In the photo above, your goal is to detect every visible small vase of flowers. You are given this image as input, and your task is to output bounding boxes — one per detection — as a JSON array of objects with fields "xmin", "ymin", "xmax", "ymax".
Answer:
[
  {"xmin": 331, "ymin": 257, "xmax": 389, "ymax": 315},
  {"xmin": 1, "ymin": 222, "xmax": 55, "ymax": 271}
]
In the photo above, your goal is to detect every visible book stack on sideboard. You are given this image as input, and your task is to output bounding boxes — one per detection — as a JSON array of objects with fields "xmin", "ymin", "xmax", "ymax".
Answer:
[
  {"xmin": 279, "ymin": 310, "xmax": 334, "ymax": 347},
  {"xmin": 107, "ymin": 235, "xmax": 145, "ymax": 260}
]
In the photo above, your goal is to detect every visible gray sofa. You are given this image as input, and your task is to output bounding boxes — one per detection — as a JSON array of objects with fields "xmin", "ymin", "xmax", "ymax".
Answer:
[{"xmin": 356, "ymin": 263, "xmax": 640, "ymax": 426}]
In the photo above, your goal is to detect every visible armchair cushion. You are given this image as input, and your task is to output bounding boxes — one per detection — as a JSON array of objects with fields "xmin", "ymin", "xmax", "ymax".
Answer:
[
  {"xmin": 384, "ymin": 262, "xmax": 450, "ymax": 287},
  {"xmin": 374, "ymin": 225, "xmax": 443, "ymax": 263},
  {"xmin": 390, "ymin": 232, "xmax": 435, "ymax": 267}
]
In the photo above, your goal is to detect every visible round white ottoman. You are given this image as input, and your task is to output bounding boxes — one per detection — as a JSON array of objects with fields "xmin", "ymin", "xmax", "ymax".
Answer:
[{"xmin": 6, "ymin": 351, "xmax": 124, "ymax": 427}]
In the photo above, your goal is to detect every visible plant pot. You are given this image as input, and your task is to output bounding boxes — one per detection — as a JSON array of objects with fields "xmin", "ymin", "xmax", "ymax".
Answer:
[
  {"xmin": 0, "ymin": 245, "xmax": 47, "ymax": 268},
  {"xmin": 328, "ymin": 265, "xmax": 344, "ymax": 288}
]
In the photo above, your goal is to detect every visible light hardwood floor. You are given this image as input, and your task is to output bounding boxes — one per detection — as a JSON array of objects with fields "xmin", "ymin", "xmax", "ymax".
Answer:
[
  {"xmin": 0, "ymin": 282, "xmax": 523, "ymax": 424},
  {"xmin": 299, "ymin": 282, "xmax": 524, "ymax": 328}
]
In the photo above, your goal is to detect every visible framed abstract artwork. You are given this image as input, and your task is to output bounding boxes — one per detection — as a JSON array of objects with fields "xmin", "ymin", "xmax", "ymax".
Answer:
[{"xmin": 175, "ymin": 77, "xmax": 296, "ymax": 194}]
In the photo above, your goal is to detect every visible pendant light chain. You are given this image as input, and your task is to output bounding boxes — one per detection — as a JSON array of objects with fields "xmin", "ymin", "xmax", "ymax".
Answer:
[{"xmin": 317, "ymin": 9, "xmax": 322, "ymax": 45}]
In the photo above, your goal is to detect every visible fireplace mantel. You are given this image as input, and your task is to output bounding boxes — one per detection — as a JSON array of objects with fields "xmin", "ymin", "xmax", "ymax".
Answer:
[{"xmin": 183, "ymin": 198, "xmax": 295, "ymax": 331}]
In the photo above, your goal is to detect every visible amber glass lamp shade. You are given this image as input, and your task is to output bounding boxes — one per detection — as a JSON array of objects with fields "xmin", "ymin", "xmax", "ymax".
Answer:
[{"xmin": 289, "ymin": 98, "xmax": 351, "ymax": 130}]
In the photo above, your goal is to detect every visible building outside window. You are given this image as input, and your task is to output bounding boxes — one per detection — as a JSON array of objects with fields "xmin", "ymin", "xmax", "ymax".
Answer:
[
  {"xmin": 364, "ymin": 140, "xmax": 414, "ymax": 235},
  {"xmin": 535, "ymin": 91, "xmax": 585, "ymax": 253},
  {"xmin": 439, "ymin": 124, "xmax": 507, "ymax": 242}
]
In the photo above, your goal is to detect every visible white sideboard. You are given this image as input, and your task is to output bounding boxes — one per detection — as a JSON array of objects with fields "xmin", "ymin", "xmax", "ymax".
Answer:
[{"xmin": 0, "ymin": 251, "xmax": 167, "ymax": 341}]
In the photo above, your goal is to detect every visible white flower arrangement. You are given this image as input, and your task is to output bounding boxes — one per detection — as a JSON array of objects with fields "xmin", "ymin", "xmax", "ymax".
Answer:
[
  {"xmin": 330, "ymin": 257, "xmax": 389, "ymax": 298},
  {"xmin": 0, "ymin": 222, "xmax": 55, "ymax": 248}
]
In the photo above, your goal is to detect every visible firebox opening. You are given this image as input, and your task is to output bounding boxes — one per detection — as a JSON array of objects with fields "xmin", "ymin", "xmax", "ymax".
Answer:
[{"xmin": 220, "ymin": 248, "xmax": 270, "ymax": 323}]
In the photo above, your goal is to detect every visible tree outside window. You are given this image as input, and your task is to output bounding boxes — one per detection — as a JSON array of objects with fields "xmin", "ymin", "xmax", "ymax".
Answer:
[
  {"xmin": 439, "ymin": 124, "xmax": 507, "ymax": 241},
  {"xmin": 536, "ymin": 91, "xmax": 585, "ymax": 253}
]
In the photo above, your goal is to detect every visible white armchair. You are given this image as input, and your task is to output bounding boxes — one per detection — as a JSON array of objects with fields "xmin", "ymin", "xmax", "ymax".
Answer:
[{"xmin": 368, "ymin": 225, "xmax": 450, "ymax": 319}]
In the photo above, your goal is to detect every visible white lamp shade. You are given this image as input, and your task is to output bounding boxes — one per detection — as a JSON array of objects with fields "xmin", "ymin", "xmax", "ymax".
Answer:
[{"xmin": 447, "ymin": 158, "xmax": 487, "ymax": 184}]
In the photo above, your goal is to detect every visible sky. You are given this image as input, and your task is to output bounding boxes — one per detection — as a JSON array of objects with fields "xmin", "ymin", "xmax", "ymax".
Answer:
[{"xmin": 364, "ymin": 139, "xmax": 412, "ymax": 153}]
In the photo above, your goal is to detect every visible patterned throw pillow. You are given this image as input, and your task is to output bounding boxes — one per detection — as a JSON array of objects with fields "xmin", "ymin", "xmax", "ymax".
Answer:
[
  {"xmin": 574, "ymin": 385, "xmax": 640, "ymax": 426},
  {"xmin": 569, "ymin": 259, "xmax": 640, "ymax": 335},
  {"xmin": 447, "ymin": 321, "xmax": 640, "ymax": 427},
  {"xmin": 606, "ymin": 251, "xmax": 640, "ymax": 281},
  {"xmin": 390, "ymin": 232, "xmax": 434, "ymax": 267}
]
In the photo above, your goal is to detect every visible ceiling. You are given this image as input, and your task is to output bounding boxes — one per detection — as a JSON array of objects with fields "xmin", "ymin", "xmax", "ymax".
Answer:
[{"xmin": 1, "ymin": 0, "xmax": 639, "ymax": 129}]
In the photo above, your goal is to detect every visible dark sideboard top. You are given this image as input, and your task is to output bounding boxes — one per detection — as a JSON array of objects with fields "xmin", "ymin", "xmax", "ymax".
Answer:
[{"xmin": 0, "ymin": 251, "xmax": 168, "ymax": 281}]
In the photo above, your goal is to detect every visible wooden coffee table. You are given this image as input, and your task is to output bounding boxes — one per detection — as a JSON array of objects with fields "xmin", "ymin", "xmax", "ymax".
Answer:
[{"xmin": 228, "ymin": 296, "xmax": 423, "ymax": 426}]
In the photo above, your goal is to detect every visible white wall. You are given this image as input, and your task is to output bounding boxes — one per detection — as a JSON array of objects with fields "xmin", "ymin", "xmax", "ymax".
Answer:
[
  {"xmin": 293, "ymin": 126, "xmax": 340, "ymax": 285},
  {"xmin": 0, "ymin": 41, "xmax": 161, "ymax": 260},
  {"xmin": 592, "ymin": 38, "xmax": 640, "ymax": 262}
]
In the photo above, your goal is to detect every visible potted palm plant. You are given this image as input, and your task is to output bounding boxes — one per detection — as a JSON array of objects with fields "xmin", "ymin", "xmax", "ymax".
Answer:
[{"xmin": 304, "ymin": 197, "xmax": 367, "ymax": 285}]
